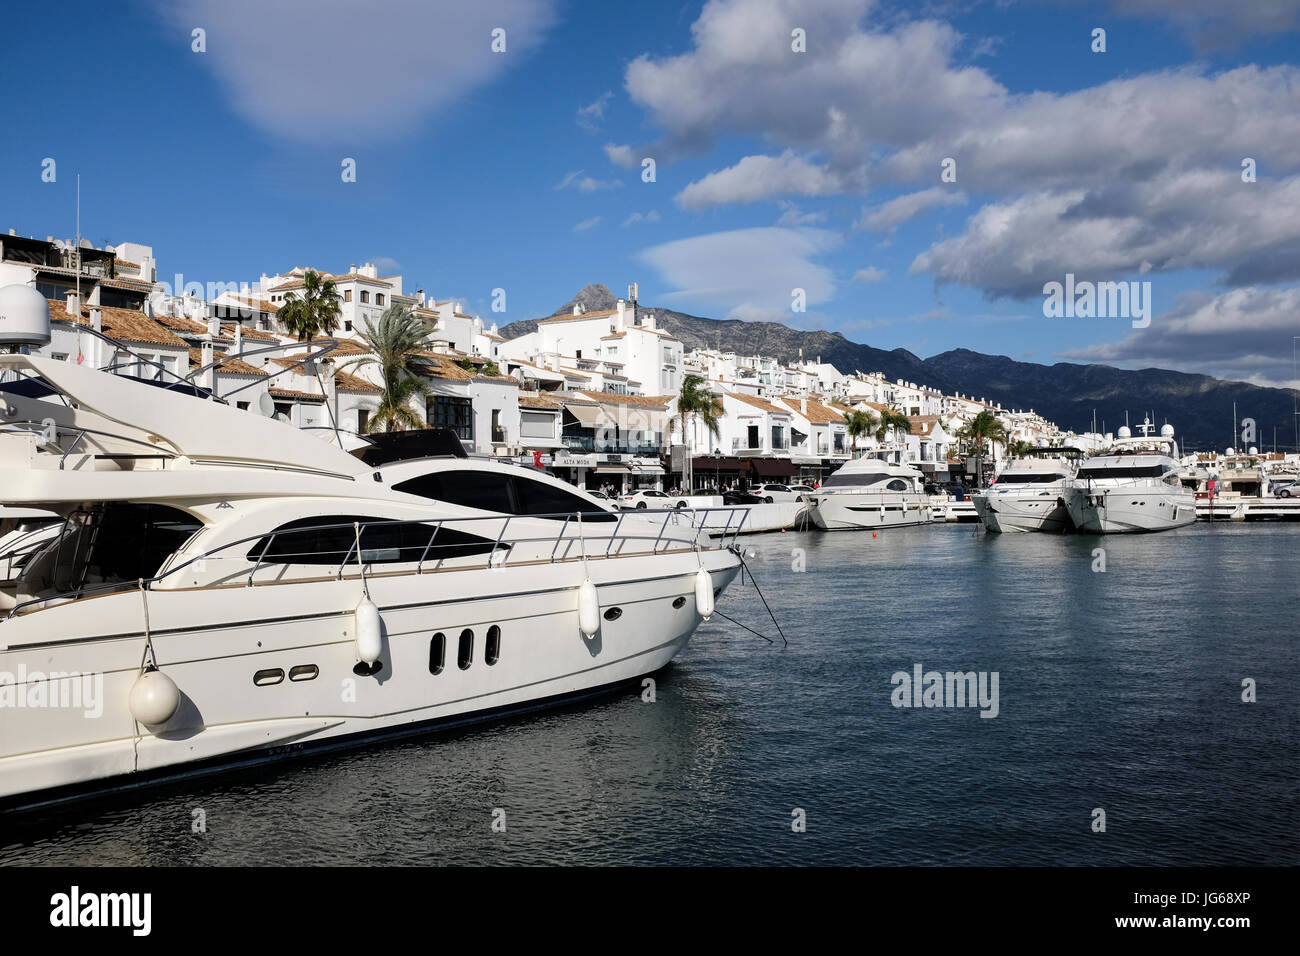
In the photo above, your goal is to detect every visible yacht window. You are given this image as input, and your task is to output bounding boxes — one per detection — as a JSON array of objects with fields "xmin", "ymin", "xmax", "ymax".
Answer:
[
  {"xmin": 50, "ymin": 503, "xmax": 202, "ymax": 591},
  {"xmin": 886, "ymin": 479, "xmax": 909, "ymax": 491},
  {"xmin": 485, "ymin": 625, "xmax": 500, "ymax": 665},
  {"xmin": 458, "ymin": 629, "xmax": 473, "ymax": 669},
  {"xmin": 1078, "ymin": 465, "xmax": 1168, "ymax": 480},
  {"xmin": 823, "ymin": 472, "xmax": 891, "ymax": 488},
  {"xmin": 393, "ymin": 471, "xmax": 616, "ymax": 521},
  {"xmin": 429, "ymin": 633, "xmax": 446, "ymax": 675},
  {"xmin": 995, "ymin": 473, "xmax": 1062, "ymax": 483},
  {"xmin": 247, "ymin": 515, "xmax": 500, "ymax": 565}
]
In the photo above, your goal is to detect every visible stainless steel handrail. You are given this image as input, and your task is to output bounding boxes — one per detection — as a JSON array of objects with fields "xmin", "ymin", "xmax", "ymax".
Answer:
[{"xmin": 3, "ymin": 507, "xmax": 752, "ymax": 620}]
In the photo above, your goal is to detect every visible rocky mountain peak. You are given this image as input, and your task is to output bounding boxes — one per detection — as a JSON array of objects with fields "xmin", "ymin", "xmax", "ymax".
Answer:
[{"xmin": 555, "ymin": 283, "xmax": 618, "ymax": 316}]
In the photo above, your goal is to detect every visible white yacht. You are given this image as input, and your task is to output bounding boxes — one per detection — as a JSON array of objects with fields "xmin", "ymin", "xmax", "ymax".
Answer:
[
  {"xmin": 0, "ymin": 297, "xmax": 740, "ymax": 805},
  {"xmin": 806, "ymin": 457, "xmax": 931, "ymax": 530},
  {"xmin": 972, "ymin": 453, "xmax": 1077, "ymax": 533},
  {"xmin": 1064, "ymin": 422, "xmax": 1196, "ymax": 533}
]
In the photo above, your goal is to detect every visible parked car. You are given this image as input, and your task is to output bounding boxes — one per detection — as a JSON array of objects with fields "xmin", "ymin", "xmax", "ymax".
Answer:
[
  {"xmin": 753, "ymin": 483, "xmax": 803, "ymax": 503},
  {"xmin": 1270, "ymin": 479, "xmax": 1296, "ymax": 498},
  {"xmin": 789, "ymin": 483, "xmax": 816, "ymax": 497},
  {"xmin": 588, "ymin": 490, "xmax": 611, "ymax": 500},
  {"xmin": 722, "ymin": 490, "xmax": 765, "ymax": 506},
  {"xmin": 620, "ymin": 489, "xmax": 689, "ymax": 509}
]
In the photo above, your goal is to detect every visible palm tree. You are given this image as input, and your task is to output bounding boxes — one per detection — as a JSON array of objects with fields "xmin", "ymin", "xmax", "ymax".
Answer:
[
  {"xmin": 1007, "ymin": 438, "xmax": 1035, "ymax": 459},
  {"xmin": 844, "ymin": 410, "xmax": 878, "ymax": 456},
  {"xmin": 957, "ymin": 410, "xmax": 1008, "ymax": 488},
  {"xmin": 339, "ymin": 304, "xmax": 435, "ymax": 433},
  {"xmin": 873, "ymin": 407, "xmax": 913, "ymax": 446},
  {"xmin": 277, "ymin": 269, "xmax": 343, "ymax": 342},
  {"xmin": 670, "ymin": 374, "xmax": 723, "ymax": 490}
]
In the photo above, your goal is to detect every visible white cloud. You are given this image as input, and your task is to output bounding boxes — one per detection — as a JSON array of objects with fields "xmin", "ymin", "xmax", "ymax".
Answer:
[
  {"xmin": 776, "ymin": 200, "xmax": 827, "ymax": 226},
  {"xmin": 856, "ymin": 187, "xmax": 967, "ymax": 233},
  {"xmin": 1108, "ymin": 0, "xmax": 1300, "ymax": 50},
  {"xmin": 621, "ymin": 210, "xmax": 661, "ymax": 227},
  {"xmin": 1060, "ymin": 284, "xmax": 1300, "ymax": 386},
  {"xmin": 367, "ymin": 256, "xmax": 403, "ymax": 275},
  {"xmin": 577, "ymin": 91, "xmax": 614, "ymax": 130},
  {"xmin": 639, "ymin": 227, "xmax": 840, "ymax": 320},
  {"xmin": 909, "ymin": 171, "xmax": 1300, "ymax": 297},
  {"xmin": 852, "ymin": 266, "xmax": 887, "ymax": 284},
  {"xmin": 555, "ymin": 170, "xmax": 622, "ymax": 193},
  {"xmin": 573, "ymin": 217, "xmax": 602, "ymax": 232},
  {"xmin": 676, "ymin": 152, "xmax": 856, "ymax": 210},
  {"xmin": 157, "ymin": 0, "xmax": 557, "ymax": 143},
  {"xmin": 604, "ymin": 143, "xmax": 639, "ymax": 168}
]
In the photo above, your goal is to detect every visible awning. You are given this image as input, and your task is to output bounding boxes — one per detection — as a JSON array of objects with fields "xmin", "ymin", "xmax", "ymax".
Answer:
[
  {"xmin": 595, "ymin": 463, "xmax": 631, "ymax": 474},
  {"xmin": 692, "ymin": 456, "xmax": 745, "ymax": 471},
  {"xmin": 635, "ymin": 464, "xmax": 665, "ymax": 475},
  {"xmin": 750, "ymin": 457, "xmax": 796, "ymax": 478},
  {"xmin": 563, "ymin": 402, "xmax": 603, "ymax": 427}
]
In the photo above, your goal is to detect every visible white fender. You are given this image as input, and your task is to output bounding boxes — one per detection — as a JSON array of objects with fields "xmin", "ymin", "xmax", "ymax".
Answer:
[
  {"xmin": 128, "ymin": 668, "xmax": 180, "ymax": 726},
  {"xmin": 578, "ymin": 578, "xmax": 600, "ymax": 638},
  {"xmin": 695, "ymin": 567, "xmax": 714, "ymax": 621},
  {"xmin": 354, "ymin": 596, "xmax": 382, "ymax": 664}
]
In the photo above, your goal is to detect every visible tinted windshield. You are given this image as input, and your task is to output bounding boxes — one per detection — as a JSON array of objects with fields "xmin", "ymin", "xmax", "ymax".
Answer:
[
  {"xmin": 996, "ymin": 472, "xmax": 1066, "ymax": 483},
  {"xmin": 1078, "ymin": 464, "xmax": 1169, "ymax": 479},
  {"xmin": 824, "ymin": 472, "xmax": 893, "ymax": 488}
]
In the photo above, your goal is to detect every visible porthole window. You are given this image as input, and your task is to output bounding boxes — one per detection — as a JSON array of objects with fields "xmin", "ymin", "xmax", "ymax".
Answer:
[
  {"xmin": 458, "ymin": 629, "xmax": 473, "ymax": 670},
  {"xmin": 254, "ymin": 668, "xmax": 284, "ymax": 687},
  {"xmin": 672, "ymin": 596, "xmax": 687, "ymax": 609},
  {"xmin": 429, "ymin": 632, "xmax": 446, "ymax": 675},
  {"xmin": 603, "ymin": 607, "xmax": 623, "ymax": 621},
  {"xmin": 485, "ymin": 625, "xmax": 501, "ymax": 665},
  {"xmin": 288, "ymin": 664, "xmax": 318, "ymax": 682}
]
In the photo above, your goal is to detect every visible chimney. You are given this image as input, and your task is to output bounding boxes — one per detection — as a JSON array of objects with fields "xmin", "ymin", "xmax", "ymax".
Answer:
[
  {"xmin": 201, "ymin": 342, "xmax": 216, "ymax": 394},
  {"xmin": 65, "ymin": 289, "xmax": 81, "ymax": 317},
  {"xmin": 615, "ymin": 299, "xmax": 626, "ymax": 331},
  {"xmin": 801, "ymin": 397, "xmax": 807, "ymax": 414},
  {"xmin": 643, "ymin": 312, "xmax": 656, "ymax": 331},
  {"xmin": 572, "ymin": 304, "xmax": 582, "ymax": 316},
  {"xmin": 206, "ymin": 303, "xmax": 220, "ymax": 338},
  {"xmin": 233, "ymin": 323, "xmax": 244, "ymax": 354}
]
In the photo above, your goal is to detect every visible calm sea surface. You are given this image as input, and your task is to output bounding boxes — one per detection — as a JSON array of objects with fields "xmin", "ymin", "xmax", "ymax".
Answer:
[{"xmin": 2, "ymin": 522, "xmax": 1297, "ymax": 866}]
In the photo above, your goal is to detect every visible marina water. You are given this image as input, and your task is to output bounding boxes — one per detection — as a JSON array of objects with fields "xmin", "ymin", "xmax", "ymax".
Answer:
[{"xmin": 2, "ymin": 522, "xmax": 1296, "ymax": 865}]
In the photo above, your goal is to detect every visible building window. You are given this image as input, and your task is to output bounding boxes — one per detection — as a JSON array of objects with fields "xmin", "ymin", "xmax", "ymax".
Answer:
[
  {"xmin": 344, "ymin": 290, "xmax": 352, "ymax": 302},
  {"xmin": 747, "ymin": 424, "xmax": 759, "ymax": 449},
  {"xmin": 376, "ymin": 294, "xmax": 384, "ymax": 305},
  {"xmin": 485, "ymin": 625, "xmax": 500, "ymax": 666},
  {"xmin": 427, "ymin": 395, "xmax": 472, "ymax": 440},
  {"xmin": 458, "ymin": 629, "xmax": 473, "ymax": 670},
  {"xmin": 357, "ymin": 409, "xmax": 369, "ymax": 433},
  {"xmin": 491, "ymin": 409, "xmax": 504, "ymax": 443},
  {"xmin": 344, "ymin": 320, "xmax": 352, "ymax": 332},
  {"xmin": 360, "ymin": 291, "xmax": 370, "ymax": 304}
]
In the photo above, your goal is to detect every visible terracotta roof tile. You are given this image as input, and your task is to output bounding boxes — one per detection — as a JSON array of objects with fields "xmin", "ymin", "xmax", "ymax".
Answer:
[
  {"xmin": 48, "ymin": 298, "xmax": 188, "ymax": 348},
  {"xmin": 728, "ymin": 392, "xmax": 787, "ymax": 415}
]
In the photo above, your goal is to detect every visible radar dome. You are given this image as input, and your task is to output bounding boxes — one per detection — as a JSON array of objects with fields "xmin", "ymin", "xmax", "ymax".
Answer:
[
  {"xmin": 1160, "ymin": 424, "xmax": 1174, "ymax": 438},
  {"xmin": 1248, "ymin": 446, "xmax": 1258, "ymax": 455},
  {"xmin": 1117, "ymin": 426, "xmax": 1131, "ymax": 439},
  {"xmin": 0, "ymin": 285, "xmax": 51, "ymax": 348},
  {"xmin": 1226, "ymin": 447, "xmax": 1236, "ymax": 456}
]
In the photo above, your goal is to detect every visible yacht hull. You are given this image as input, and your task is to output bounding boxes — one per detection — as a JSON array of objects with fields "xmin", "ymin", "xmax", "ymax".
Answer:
[
  {"xmin": 0, "ymin": 547, "xmax": 739, "ymax": 804},
  {"xmin": 807, "ymin": 492, "xmax": 932, "ymax": 530},
  {"xmin": 972, "ymin": 492, "xmax": 1072, "ymax": 533},
  {"xmin": 1064, "ymin": 487, "xmax": 1197, "ymax": 533}
]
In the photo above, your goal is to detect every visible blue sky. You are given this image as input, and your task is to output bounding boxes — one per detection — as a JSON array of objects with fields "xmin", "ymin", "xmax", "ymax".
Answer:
[{"xmin": 3, "ymin": 0, "xmax": 1298, "ymax": 385}]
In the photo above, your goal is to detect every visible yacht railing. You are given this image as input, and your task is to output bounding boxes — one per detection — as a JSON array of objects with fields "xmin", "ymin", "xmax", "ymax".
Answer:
[{"xmin": 3, "ymin": 507, "xmax": 750, "ymax": 619}]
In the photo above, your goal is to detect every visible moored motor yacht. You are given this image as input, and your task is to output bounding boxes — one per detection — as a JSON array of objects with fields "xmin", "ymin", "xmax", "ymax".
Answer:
[
  {"xmin": 0, "ymin": 315, "xmax": 741, "ymax": 805},
  {"xmin": 1064, "ymin": 421, "xmax": 1196, "ymax": 533},
  {"xmin": 972, "ymin": 452, "xmax": 1077, "ymax": 533},
  {"xmin": 806, "ymin": 457, "xmax": 931, "ymax": 530}
]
